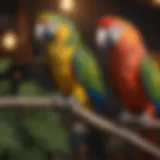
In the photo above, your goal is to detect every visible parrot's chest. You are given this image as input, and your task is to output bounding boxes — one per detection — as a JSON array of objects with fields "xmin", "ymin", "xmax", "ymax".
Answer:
[
  {"xmin": 47, "ymin": 45, "xmax": 76, "ymax": 92},
  {"xmin": 110, "ymin": 61, "xmax": 147, "ymax": 112},
  {"xmin": 115, "ymin": 77, "xmax": 147, "ymax": 112},
  {"xmin": 47, "ymin": 45, "xmax": 91, "ymax": 108}
]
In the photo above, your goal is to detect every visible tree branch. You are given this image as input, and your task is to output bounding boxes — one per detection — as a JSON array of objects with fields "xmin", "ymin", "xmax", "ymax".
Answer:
[{"xmin": 0, "ymin": 97, "xmax": 160, "ymax": 158}]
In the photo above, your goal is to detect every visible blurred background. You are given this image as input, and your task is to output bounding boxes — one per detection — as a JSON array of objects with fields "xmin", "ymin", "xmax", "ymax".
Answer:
[
  {"xmin": 0, "ymin": 0, "xmax": 160, "ymax": 59},
  {"xmin": 0, "ymin": 0, "xmax": 159, "ymax": 159}
]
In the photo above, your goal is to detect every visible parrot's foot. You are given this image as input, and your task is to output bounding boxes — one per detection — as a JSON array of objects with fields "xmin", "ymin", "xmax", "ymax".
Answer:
[
  {"xmin": 52, "ymin": 94, "xmax": 78, "ymax": 111},
  {"xmin": 118, "ymin": 110, "xmax": 134, "ymax": 125},
  {"xmin": 136, "ymin": 112, "xmax": 152, "ymax": 129},
  {"xmin": 66, "ymin": 96, "xmax": 79, "ymax": 111},
  {"xmin": 52, "ymin": 92, "xmax": 65, "ymax": 109},
  {"xmin": 66, "ymin": 96, "xmax": 78, "ymax": 105}
]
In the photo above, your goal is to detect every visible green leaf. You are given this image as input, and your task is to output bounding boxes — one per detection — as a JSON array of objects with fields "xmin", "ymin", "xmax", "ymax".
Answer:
[
  {"xmin": 0, "ymin": 80, "xmax": 11, "ymax": 96},
  {"xmin": 0, "ymin": 59, "xmax": 10, "ymax": 73},
  {"xmin": 22, "ymin": 109, "xmax": 69, "ymax": 152},
  {"xmin": 18, "ymin": 81, "xmax": 46, "ymax": 97},
  {"xmin": 10, "ymin": 148, "xmax": 46, "ymax": 160},
  {"xmin": 0, "ymin": 109, "xmax": 17, "ymax": 123},
  {"xmin": 0, "ymin": 120, "xmax": 22, "ymax": 151}
]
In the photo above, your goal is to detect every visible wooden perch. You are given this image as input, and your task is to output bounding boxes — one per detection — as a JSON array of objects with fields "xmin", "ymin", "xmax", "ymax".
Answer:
[{"xmin": 0, "ymin": 97, "xmax": 160, "ymax": 158}]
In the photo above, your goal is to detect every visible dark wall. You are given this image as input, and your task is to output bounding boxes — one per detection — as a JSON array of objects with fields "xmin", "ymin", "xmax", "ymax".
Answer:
[
  {"xmin": 0, "ymin": 0, "xmax": 18, "ymax": 14},
  {"xmin": 0, "ymin": 0, "xmax": 18, "ymax": 29}
]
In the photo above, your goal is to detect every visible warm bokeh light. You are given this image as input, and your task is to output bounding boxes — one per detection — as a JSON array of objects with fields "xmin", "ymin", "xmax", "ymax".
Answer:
[
  {"xmin": 59, "ymin": 0, "xmax": 74, "ymax": 12},
  {"xmin": 153, "ymin": 0, "xmax": 160, "ymax": 4},
  {"xmin": 152, "ymin": 0, "xmax": 160, "ymax": 6},
  {"xmin": 2, "ymin": 32, "xmax": 18, "ymax": 51}
]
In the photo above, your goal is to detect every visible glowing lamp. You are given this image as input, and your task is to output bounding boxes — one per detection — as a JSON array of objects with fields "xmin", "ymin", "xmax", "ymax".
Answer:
[
  {"xmin": 2, "ymin": 32, "xmax": 18, "ymax": 51},
  {"xmin": 60, "ymin": 0, "xmax": 74, "ymax": 12}
]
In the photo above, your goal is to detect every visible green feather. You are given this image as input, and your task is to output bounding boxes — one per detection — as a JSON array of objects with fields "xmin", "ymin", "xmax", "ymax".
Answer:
[
  {"xmin": 141, "ymin": 56, "xmax": 160, "ymax": 101},
  {"xmin": 73, "ymin": 44, "xmax": 105, "ymax": 95}
]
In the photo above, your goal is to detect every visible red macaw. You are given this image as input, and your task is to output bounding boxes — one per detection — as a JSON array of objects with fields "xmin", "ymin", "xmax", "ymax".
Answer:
[{"xmin": 95, "ymin": 15, "xmax": 159, "ymax": 160}]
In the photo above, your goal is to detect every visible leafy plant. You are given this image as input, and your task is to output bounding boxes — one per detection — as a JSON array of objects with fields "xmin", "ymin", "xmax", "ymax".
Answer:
[
  {"xmin": 0, "ymin": 61, "xmax": 69, "ymax": 160},
  {"xmin": 0, "ymin": 59, "xmax": 10, "ymax": 74}
]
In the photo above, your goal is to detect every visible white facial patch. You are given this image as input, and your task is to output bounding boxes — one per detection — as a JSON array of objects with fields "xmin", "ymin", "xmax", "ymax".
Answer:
[
  {"xmin": 35, "ymin": 24, "xmax": 46, "ymax": 39},
  {"xmin": 108, "ymin": 25, "xmax": 123, "ymax": 43},
  {"xmin": 95, "ymin": 28, "xmax": 109, "ymax": 48},
  {"xmin": 35, "ymin": 22, "xmax": 58, "ymax": 41}
]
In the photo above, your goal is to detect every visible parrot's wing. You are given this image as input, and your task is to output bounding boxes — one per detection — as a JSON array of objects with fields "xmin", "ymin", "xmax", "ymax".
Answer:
[
  {"xmin": 72, "ymin": 45, "xmax": 107, "ymax": 114},
  {"xmin": 140, "ymin": 56, "xmax": 160, "ymax": 115}
]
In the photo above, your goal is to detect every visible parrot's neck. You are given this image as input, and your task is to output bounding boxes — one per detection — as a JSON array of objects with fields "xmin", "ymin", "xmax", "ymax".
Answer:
[
  {"xmin": 47, "ymin": 42, "xmax": 77, "ymax": 70},
  {"xmin": 47, "ymin": 42, "xmax": 77, "ymax": 94}
]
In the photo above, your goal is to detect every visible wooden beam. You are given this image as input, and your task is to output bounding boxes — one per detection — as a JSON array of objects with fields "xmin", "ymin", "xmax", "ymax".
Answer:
[{"xmin": 14, "ymin": 0, "xmax": 33, "ymax": 64}]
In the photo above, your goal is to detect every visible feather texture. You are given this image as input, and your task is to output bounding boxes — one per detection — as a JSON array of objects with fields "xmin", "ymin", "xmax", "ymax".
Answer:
[
  {"xmin": 141, "ymin": 56, "xmax": 160, "ymax": 115},
  {"xmin": 72, "ymin": 45, "xmax": 107, "ymax": 114}
]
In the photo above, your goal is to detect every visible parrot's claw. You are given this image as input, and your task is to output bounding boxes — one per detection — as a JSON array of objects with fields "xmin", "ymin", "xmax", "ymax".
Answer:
[
  {"xmin": 118, "ymin": 110, "xmax": 134, "ymax": 125},
  {"xmin": 52, "ymin": 92, "xmax": 65, "ymax": 109},
  {"xmin": 137, "ymin": 112, "xmax": 152, "ymax": 129},
  {"xmin": 66, "ymin": 96, "xmax": 79, "ymax": 109}
]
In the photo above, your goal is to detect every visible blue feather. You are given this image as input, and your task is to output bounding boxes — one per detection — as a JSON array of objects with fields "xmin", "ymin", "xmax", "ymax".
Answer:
[{"xmin": 72, "ymin": 46, "xmax": 107, "ymax": 115}]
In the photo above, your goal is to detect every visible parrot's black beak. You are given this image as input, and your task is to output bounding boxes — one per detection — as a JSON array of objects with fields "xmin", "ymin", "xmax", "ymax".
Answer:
[
  {"xmin": 34, "ymin": 24, "xmax": 51, "ymax": 56},
  {"xmin": 34, "ymin": 32, "xmax": 56, "ymax": 56}
]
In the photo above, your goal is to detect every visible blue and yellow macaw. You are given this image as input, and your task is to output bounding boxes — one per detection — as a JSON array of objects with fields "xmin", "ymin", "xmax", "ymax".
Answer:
[{"xmin": 34, "ymin": 12, "xmax": 108, "ymax": 159}]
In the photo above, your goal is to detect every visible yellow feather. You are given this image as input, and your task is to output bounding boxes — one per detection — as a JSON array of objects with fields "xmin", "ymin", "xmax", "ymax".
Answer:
[{"xmin": 46, "ymin": 24, "xmax": 91, "ymax": 109}]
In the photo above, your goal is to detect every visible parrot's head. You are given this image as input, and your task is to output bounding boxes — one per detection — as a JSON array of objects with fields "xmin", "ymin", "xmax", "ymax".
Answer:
[
  {"xmin": 95, "ymin": 16, "xmax": 143, "ymax": 52},
  {"xmin": 35, "ymin": 11, "xmax": 80, "ymax": 50},
  {"xmin": 96, "ymin": 16, "xmax": 123, "ymax": 50},
  {"xmin": 35, "ymin": 12, "xmax": 61, "ymax": 43}
]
